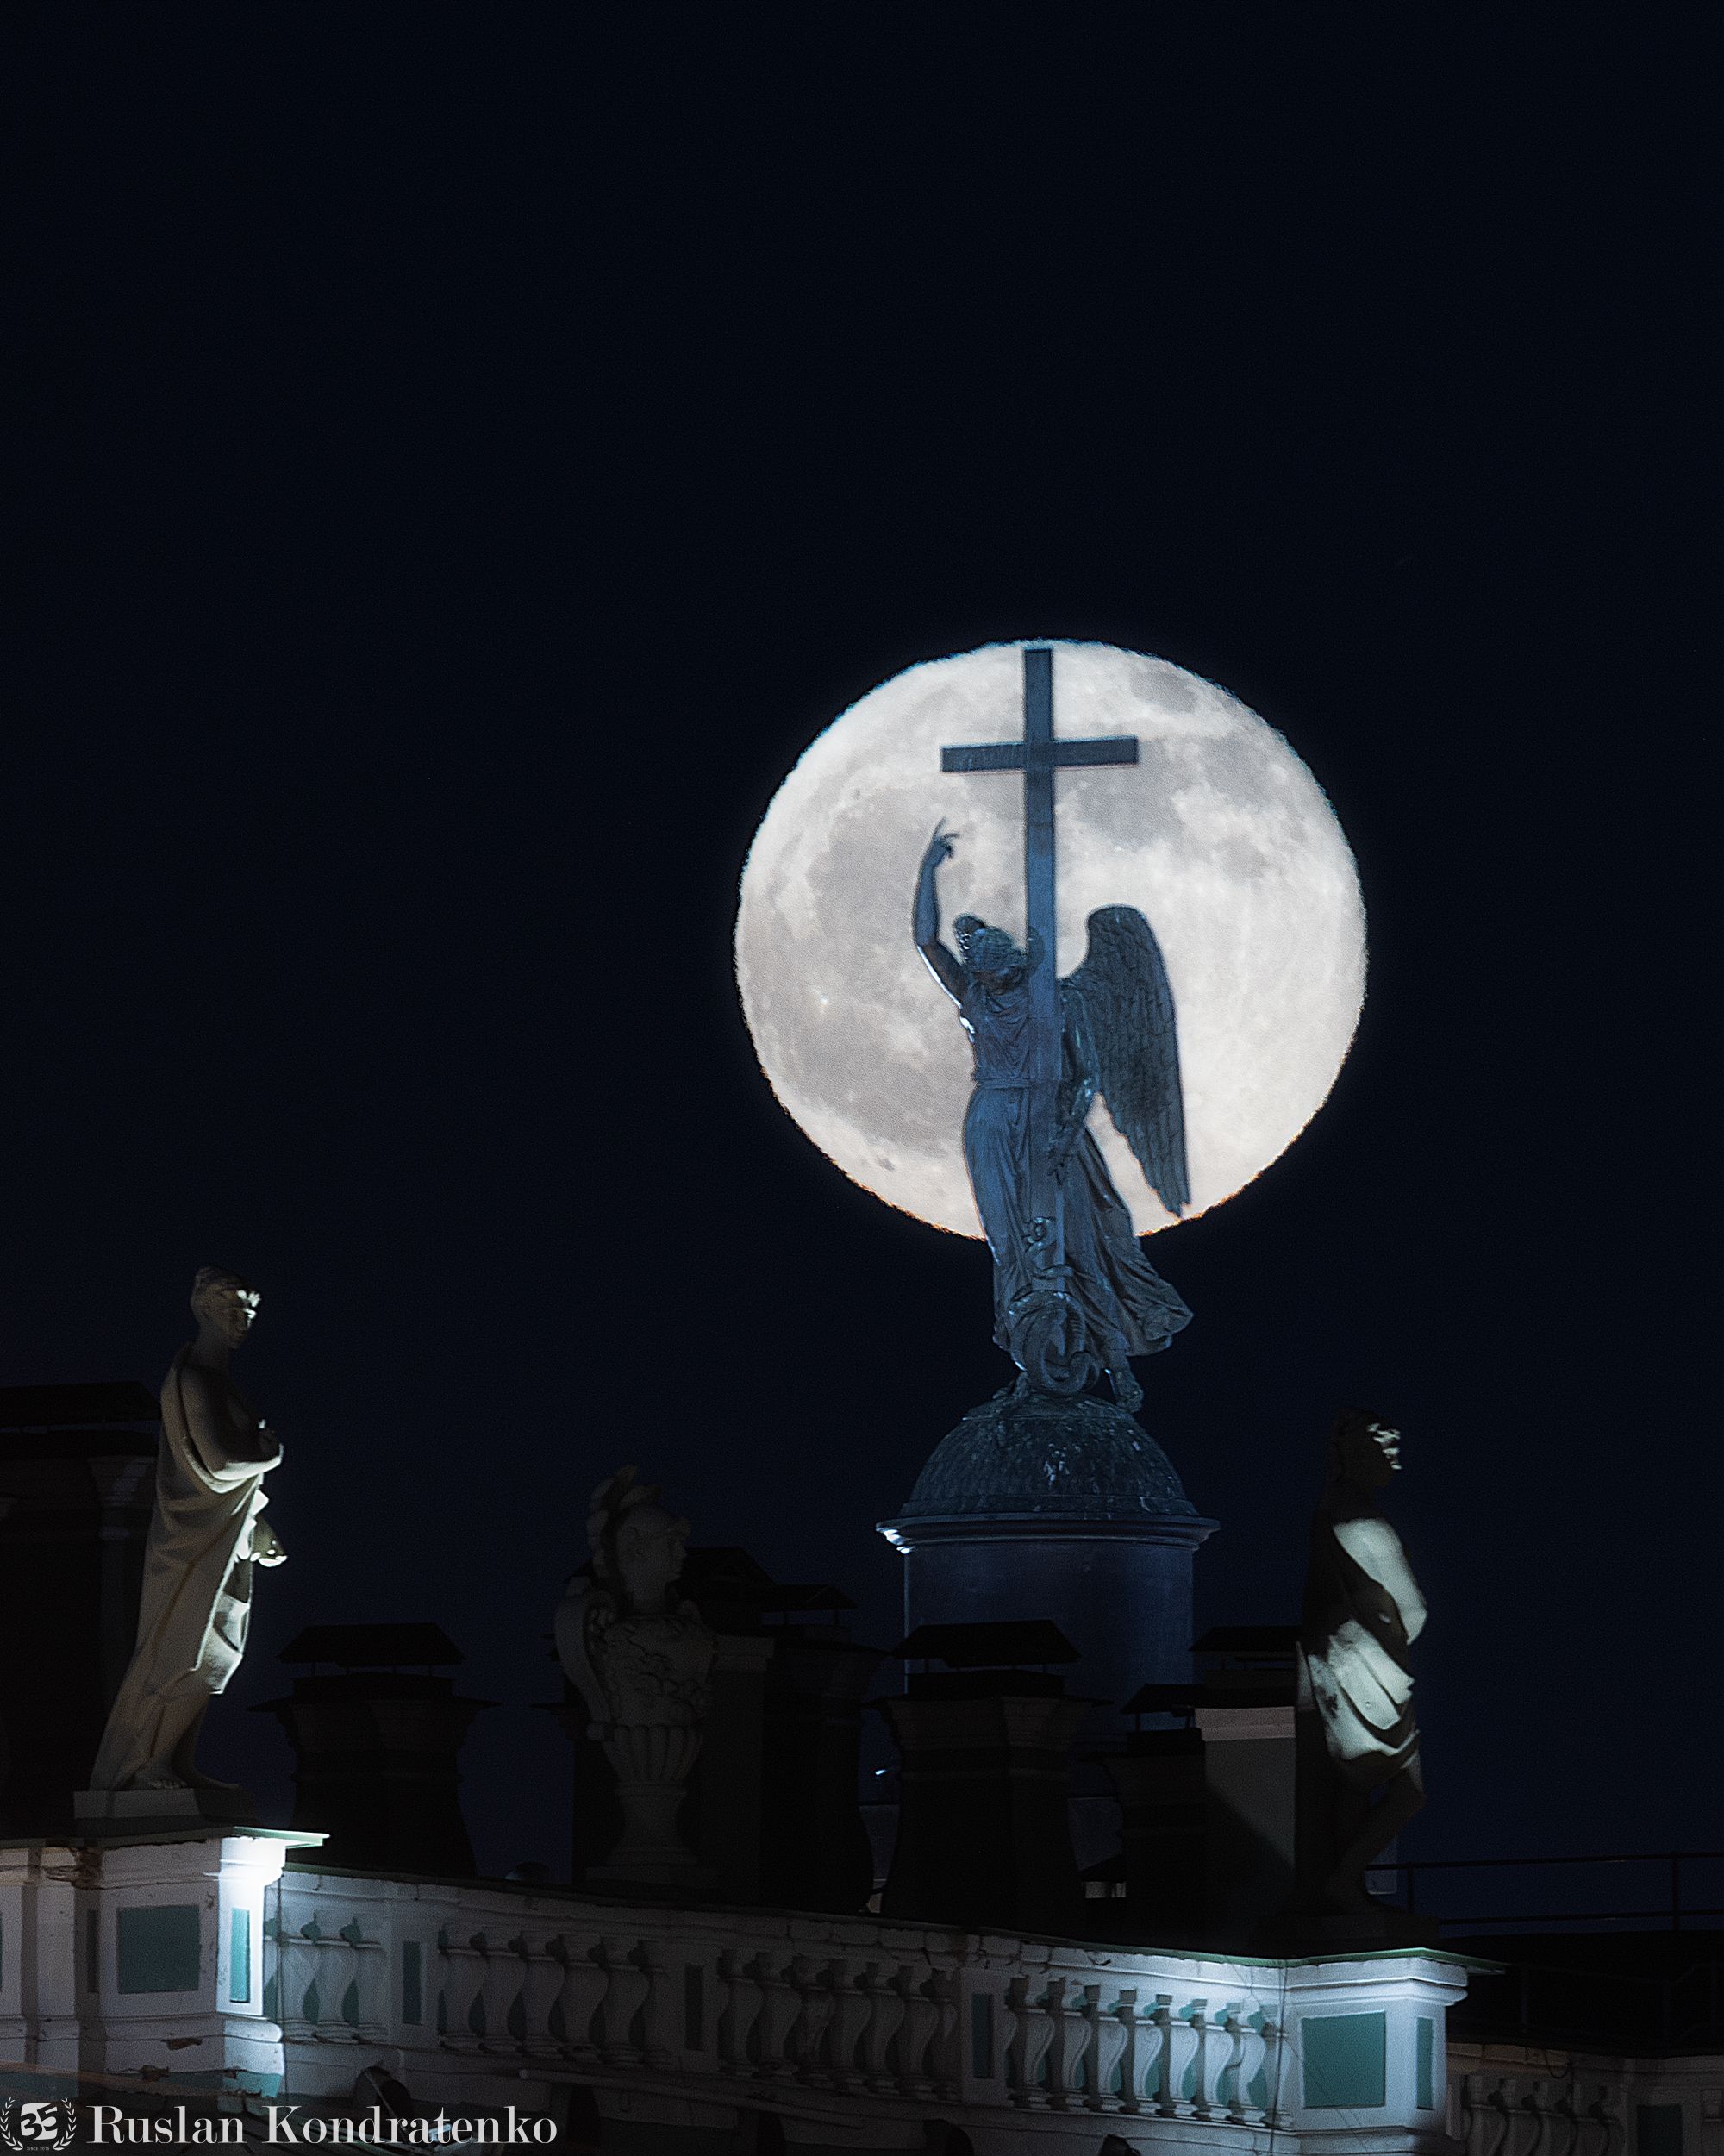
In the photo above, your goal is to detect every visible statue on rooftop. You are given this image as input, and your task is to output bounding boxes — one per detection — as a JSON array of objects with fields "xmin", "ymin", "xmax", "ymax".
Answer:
[
  {"xmin": 89, "ymin": 1267, "xmax": 287, "ymax": 1797},
  {"xmin": 555, "ymin": 1466, "xmax": 714, "ymax": 1876},
  {"xmin": 914, "ymin": 825, "xmax": 1191, "ymax": 1409},
  {"xmin": 1295, "ymin": 1409, "xmax": 1427, "ymax": 1917}
]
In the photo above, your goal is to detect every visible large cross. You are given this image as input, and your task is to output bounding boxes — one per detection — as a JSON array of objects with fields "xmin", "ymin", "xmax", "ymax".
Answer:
[{"xmin": 941, "ymin": 646, "xmax": 1139, "ymax": 1277}]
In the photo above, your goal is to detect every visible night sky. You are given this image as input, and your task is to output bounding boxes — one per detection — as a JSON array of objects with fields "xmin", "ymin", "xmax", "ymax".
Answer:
[{"xmin": 4, "ymin": 15, "xmax": 1716, "ymax": 1885}]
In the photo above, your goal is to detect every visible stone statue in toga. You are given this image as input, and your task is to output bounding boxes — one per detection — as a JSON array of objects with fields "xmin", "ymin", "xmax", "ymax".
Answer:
[
  {"xmin": 89, "ymin": 1267, "xmax": 287, "ymax": 1797},
  {"xmin": 1295, "ymin": 1409, "xmax": 1427, "ymax": 1916}
]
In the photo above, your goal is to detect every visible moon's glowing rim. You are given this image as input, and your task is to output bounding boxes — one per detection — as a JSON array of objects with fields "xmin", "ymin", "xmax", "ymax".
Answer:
[{"xmin": 733, "ymin": 638, "xmax": 1371, "ymax": 1241}]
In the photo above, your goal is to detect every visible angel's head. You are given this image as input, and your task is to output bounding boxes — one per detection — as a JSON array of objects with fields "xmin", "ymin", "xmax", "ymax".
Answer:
[{"xmin": 953, "ymin": 915, "xmax": 1026, "ymax": 987}]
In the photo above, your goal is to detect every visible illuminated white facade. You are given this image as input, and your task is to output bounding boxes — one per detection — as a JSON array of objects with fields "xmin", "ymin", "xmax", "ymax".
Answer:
[{"xmin": 2, "ymin": 1829, "xmax": 1485, "ymax": 2153}]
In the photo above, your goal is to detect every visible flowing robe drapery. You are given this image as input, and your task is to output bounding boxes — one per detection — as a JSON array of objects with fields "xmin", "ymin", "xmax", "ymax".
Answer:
[
  {"xmin": 959, "ymin": 973, "xmax": 1190, "ymax": 1363},
  {"xmin": 1297, "ymin": 1512, "xmax": 1421, "ymax": 1788},
  {"xmin": 89, "ymin": 1350, "xmax": 280, "ymax": 1790}
]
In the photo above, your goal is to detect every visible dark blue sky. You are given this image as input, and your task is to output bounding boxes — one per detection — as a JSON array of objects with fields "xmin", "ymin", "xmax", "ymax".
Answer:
[{"xmin": 3, "ymin": 12, "xmax": 1716, "ymax": 1879}]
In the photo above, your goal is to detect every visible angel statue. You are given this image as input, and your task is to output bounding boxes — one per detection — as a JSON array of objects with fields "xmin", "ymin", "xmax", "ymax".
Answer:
[{"xmin": 914, "ymin": 825, "xmax": 1192, "ymax": 1410}]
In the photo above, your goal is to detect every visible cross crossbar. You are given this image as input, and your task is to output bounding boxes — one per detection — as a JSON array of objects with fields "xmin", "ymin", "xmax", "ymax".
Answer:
[{"xmin": 940, "ymin": 737, "xmax": 1140, "ymax": 774}]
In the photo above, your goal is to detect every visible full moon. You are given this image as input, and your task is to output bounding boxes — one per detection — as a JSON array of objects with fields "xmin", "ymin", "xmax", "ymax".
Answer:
[{"xmin": 735, "ymin": 641, "xmax": 1365, "ymax": 1237}]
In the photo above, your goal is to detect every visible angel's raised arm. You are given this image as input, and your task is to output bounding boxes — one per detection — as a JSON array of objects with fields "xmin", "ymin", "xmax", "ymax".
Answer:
[{"xmin": 912, "ymin": 827, "xmax": 965, "ymax": 1003}]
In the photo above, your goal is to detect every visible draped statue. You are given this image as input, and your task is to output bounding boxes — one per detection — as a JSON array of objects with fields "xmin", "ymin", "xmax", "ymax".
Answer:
[
  {"xmin": 914, "ymin": 826, "xmax": 1191, "ymax": 1409},
  {"xmin": 89, "ymin": 1268, "xmax": 287, "ymax": 1797},
  {"xmin": 1295, "ymin": 1409, "xmax": 1427, "ymax": 1915}
]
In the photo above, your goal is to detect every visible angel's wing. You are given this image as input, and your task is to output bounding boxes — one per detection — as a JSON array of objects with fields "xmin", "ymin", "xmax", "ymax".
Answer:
[{"xmin": 1062, "ymin": 904, "xmax": 1190, "ymax": 1215}]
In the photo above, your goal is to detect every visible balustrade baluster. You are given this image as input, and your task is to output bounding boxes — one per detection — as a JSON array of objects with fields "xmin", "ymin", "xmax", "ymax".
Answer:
[
  {"xmin": 1490, "ymin": 2077, "xmax": 1515, "ymax": 2156},
  {"xmin": 1457, "ymin": 2069, "xmax": 1483, "ymax": 2156},
  {"xmin": 1192, "ymin": 2005, "xmax": 1227, "ymax": 2119},
  {"xmin": 994, "ymin": 1984, "xmax": 1020, "ymax": 2096},
  {"xmin": 440, "ymin": 1933, "xmax": 487, "ymax": 2053},
  {"xmin": 1571, "ymin": 2089, "xmax": 1606, "ymax": 2156},
  {"xmin": 277, "ymin": 1923, "xmax": 320, "ymax": 2043},
  {"xmin": 1066, "ymin": 1982, "xmax": 1099, "ymax": 2110},
  {"xmin": 1114, "ymin": 1989, "xmax": 1146, "ymax": 2115},
  {"xmin": 1071, "ymin": 1978, "xmax": 1100, "ymax": 2108},
  {"xmin": 1224, "ymin": 2011, "xmax": 1268, "ymax": 2123},
  {"xmin": 347, "ymin": 1930, "xmax": 387, "ymax": 2041},
  {"xmin": 783, "ymin": 1956, "xmax": 832, "ymax": 2087},
  {"xmin": 1569, "ymin": 2090, "xmax": 1600, "ymax": 2156},
  {"xmin": 824, "ymin": 1959, "xmax": 871, "ymax": 2094},
  {"xmin": 1526, "ymin": 2079, "xmax": 1556, "ymax": 2156},
  {"xmin": 1005, "ymin": 1975, "xmax": 1054, "ymax": 2109},
  {"xmin": 315, "ymin": 1930, "xmax": 360, "ymax": 2042},
  {"xmin": 515, "ymin": 1935, "xmax": 564, "ymax": 2058},
  {"xmin": 1112, "ymin": 1991, "xmax": 1138, "ymax": 2112},
  {"xmin": 1040, "ymin": 1977, "xmax": 1084, "ymax": 2110},
  {"xmin": 1477, "ymin": 2078, "xmax": 1515, "ymax": 2156},
  {"xmin": 634, "ymin": 1938, "xmax": 678, "ymax": 2068},
  {"xmin": 891, "ymin": 1965, "xmax": 940, "ymax": 2101},
  {"xmin": 478, "ymin": 1934, "xmax": 524, "ymax": 2053},
  {"xmin": 1259, "ymin": 2015, "xmax": 1292, "ymax": 2128},
  {"xmin": 1594, "ymin": 2089, "xmax": 1625, "ymax": 2156},
  {"xmin": 1459, "ymin": 2074, "xmax": 1485, "ymax": 2156},
  {"xmin": 551, "ymin": 1936, "xmax": 606, "ymax": 2064},
  {"xmin": 1155, "ymin": 1999, "xmax": 1201, "ymax": 2119},
  {"xmin": 1088, "ymin": 1988, "xmax": 1128, "ymax": 2112},
  {"xmin": 1549, "ymin": 2092, "xmax": 1583, "ymax": 2156},
  {"xmin": 858, "ymin": 1961, "xmax": 905, "ymax": 2096},
  {"xmin": 715, "ymin": 1948, "xmax": 764, "ymax": 2076},
  {"xmin": 926, "ymin": 1967, "xmax": 961, "ymax": 2099},
  {"xmin": 751, "ymin": 1953, "xmax": 801, "ymax": 2081},
  {"xmin": 597, "ymin": 1935, "xmax": 649, "ymax": 2066},
  {"xmin": 1517, "ymin": 2069, "xmax": 1552, "ymax": 2156}
]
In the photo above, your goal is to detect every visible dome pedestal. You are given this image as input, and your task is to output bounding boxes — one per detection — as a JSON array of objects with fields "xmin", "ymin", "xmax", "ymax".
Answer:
[{"xmin": 878, "ymin": 1390, "xmax": 1217, "ymax": 1733}]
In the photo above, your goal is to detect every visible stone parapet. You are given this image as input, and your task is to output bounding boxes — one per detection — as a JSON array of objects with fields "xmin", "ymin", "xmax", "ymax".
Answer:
[{"xmin": 0, "ymin": 1829, "xmax": 1513, "ymax": 2150}]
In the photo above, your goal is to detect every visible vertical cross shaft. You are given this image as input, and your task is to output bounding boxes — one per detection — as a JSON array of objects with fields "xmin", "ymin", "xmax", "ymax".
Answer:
[
  {"xmin": 940, "ymin": 647, "xmax": 1140, "ymax": 1290},
  {"xmin": 1021, "ymin": 647, "xmax": 1062, "ymax": 1259}
]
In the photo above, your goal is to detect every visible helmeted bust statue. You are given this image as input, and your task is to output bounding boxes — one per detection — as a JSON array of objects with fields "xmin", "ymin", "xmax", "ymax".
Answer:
[
  {"xmin": 89, "ymin": 1267, "xmax": 287, "ymax": 1797},
  {"xmin": 554, "ymin": 1467, "xmax": 714, "ymax": 1874}
]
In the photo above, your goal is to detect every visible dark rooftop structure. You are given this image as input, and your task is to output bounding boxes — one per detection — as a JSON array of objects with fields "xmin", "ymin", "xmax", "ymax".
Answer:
[
  {"xmin": 279, "ymin": 1622, "xmax": 465, "ymax": 1670},
  {"xmin": 0, "ymin": 1378, "xmax": 160, "ymax": 1835},
  {"xmin": 0, "ymin": 1379, "xmax": 159, "ymax": 1433},
  {"xmin": 892, "ymin": 1619, "xmax": 1078, "ymax": 1669},
  {"xmin": 1193, "ymin": 1623, "xmax": 1300, "ymax": 1657}
]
